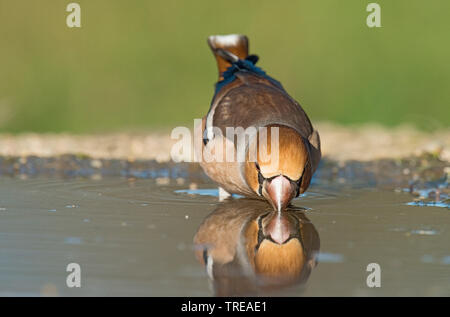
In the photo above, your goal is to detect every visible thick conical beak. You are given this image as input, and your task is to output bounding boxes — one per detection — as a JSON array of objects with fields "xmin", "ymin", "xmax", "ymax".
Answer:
[
  {"xmin": 262, "ymin": 211, "xmax": 298, "ymax": 244},
  {"xmin": 263, "ymin": 175, "xmax": 296, "ymax": 211}
]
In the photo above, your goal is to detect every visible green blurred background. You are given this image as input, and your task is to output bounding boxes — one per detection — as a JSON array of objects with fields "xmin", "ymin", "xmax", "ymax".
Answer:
[{"xmin": 0, "ymin": 0, "xmax": 449, "ymax": 133}]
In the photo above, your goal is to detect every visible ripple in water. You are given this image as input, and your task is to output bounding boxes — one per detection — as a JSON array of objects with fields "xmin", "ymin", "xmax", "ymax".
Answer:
[
  {"xmin": 316, "ymin": 252, "xmax": 345, "ymax": 263},
  {"xmin": 404, "ymin": 186, "xmax": 449, "ymax": 209},
  {"xmin": 421, "ymin": 255, "xmax": 450, "ymax": 265},
  {"xmin": 175, "ymin": 188, "xmax": 243, "ymax": 198},
  {"xmin": 410, "ymin": 229, "xmax": 439, "ymax": 236},
  {"xmin": 406, "ymin": 201, "xmax": 449, "ymax": 208}
]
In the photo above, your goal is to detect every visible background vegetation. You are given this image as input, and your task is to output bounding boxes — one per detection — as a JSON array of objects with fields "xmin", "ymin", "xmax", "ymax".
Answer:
[{"xmin": 0, "ymin": 0, "xmax": 449, "ymax": 133}]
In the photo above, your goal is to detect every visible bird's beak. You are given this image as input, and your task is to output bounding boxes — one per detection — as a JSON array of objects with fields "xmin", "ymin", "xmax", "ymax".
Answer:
[
  {"xmin": 261, "ymin": 211, "xmax": 297, "ymax": 244},
  {"xmin": 263, "ymin": 175, "xmax": 296, "ymax": 211}
]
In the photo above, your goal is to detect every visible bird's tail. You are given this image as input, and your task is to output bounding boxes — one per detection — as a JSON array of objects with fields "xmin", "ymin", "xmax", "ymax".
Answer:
[{"xmin": 207, "ymin": 34, "xmax": 249, "ymax": 80}]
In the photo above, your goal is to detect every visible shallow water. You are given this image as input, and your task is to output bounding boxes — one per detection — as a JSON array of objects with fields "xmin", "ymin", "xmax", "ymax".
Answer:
[{"xmin": 0, "ymin": 167, "xmax": 448, "ymax": 297}]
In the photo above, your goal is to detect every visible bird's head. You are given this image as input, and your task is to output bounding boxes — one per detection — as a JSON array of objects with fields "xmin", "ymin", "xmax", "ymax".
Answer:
[
  {"xmin": 243, "ymin": 210, "xmax": 310, "ymax": 281},
  {"xmin": 244, "ymin": 125, "xmax": 311, "ymax": 211}
]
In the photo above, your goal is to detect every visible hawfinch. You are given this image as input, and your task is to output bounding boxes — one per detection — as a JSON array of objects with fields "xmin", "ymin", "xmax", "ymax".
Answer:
[
  {"xmin": 194, "ymin": 199, "xmax": 320, "ymax": 296},
  {"xmin": 197, "ymin": 34, "xmax": 321, "ymax": 211}
]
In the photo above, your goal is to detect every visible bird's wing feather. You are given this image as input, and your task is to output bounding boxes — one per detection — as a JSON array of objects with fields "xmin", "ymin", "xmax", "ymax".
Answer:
[{"xmin": 211, "ymin": 72, "xmax": 314, "ymax": 141}]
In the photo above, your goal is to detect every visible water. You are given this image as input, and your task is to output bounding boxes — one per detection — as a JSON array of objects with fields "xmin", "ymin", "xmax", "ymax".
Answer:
[{"xmin": 0, "ymin": 161, "xmax": 448, "ymax": 296}]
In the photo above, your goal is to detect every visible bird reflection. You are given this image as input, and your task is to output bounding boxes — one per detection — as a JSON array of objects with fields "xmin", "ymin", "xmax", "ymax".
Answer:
[{"xmin": 194, "ymin": 199, "xmax": 320, "ymax": 296}]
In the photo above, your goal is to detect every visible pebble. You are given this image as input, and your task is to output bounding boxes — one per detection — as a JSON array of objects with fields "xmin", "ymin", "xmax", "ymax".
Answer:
[{"xmin": 90, "ymin": 159, "xmax": 102, "ymax": 169}]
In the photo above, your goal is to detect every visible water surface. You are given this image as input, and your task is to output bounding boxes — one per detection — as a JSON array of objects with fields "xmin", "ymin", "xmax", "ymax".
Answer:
[{"xmin": 0, "ymin": 168, "xmax": 448, "ymax": 296}]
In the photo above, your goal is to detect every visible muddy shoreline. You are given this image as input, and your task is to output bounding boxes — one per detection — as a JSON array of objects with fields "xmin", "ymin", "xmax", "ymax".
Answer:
[
  {"xmin": 1, "ymin": 151, "xmax": 448, "ymax": 208},
  {"xmin": 0, "ymin": 123, "xmax": 448, "ymax": 207},
  {"xmin": 0, "ymin": 123, "xmax": 448, "ymax": 163}
]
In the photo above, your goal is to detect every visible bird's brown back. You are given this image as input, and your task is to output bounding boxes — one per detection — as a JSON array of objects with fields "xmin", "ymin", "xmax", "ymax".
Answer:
[{"xmin": 212, "ymin": 72, "xmax": 314, "ymax": 141}]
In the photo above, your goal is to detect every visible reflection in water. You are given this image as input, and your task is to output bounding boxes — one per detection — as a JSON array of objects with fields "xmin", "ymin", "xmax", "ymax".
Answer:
[{"xmin": 193, "ymin": 199, "xmax": 320, "ymax": 296}]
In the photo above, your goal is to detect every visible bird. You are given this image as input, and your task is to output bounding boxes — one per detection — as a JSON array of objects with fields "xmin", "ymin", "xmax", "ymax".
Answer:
[
  {"xmin": 194, "ymin": 199, "xmax": 320, "ymax": 296},
  {"xmin": 195, "ymin": 34, "xmax": 321, "ymax": 211}
]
